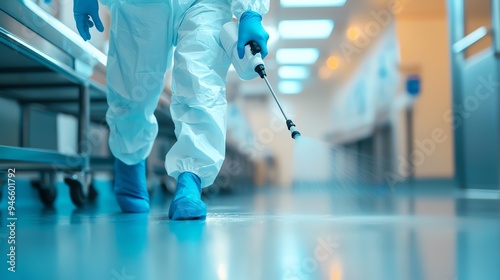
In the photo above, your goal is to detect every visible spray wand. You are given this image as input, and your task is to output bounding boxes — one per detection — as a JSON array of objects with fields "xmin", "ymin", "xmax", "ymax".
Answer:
[{"xmin": 244, "ymin": 41, "xmax": 302, "ymax": 140}]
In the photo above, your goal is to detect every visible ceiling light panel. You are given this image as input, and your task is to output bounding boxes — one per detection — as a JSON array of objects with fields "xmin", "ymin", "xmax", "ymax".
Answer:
[
  {"xmin": 278, "ymin": 66, "xmax": 310, "ymax": 79},
  {"xmin": 279, "ymin": 20, "xmax": 334, "ymax": 39},
  {"xmin": 276, "ymin": 48, "xmax": 320, "ymax": 64},
  {"xmin": 279, "ymin": 81, "xmax": 303, "ymax": 94},
  {"xmin": 281, "ymin": 0, "xmax": 347, "ymax": 7}
]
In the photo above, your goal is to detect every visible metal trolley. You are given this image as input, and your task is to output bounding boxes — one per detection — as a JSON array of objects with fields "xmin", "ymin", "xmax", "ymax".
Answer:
[{"xmin": 0, "ymin": 0, "xmax": 110, "ymax": 207}]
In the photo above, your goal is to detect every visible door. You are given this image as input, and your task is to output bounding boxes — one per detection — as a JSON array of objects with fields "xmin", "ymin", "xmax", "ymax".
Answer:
[{"xmin": 449, "ymin": 0, "xmax": 500, "ymax": 190}]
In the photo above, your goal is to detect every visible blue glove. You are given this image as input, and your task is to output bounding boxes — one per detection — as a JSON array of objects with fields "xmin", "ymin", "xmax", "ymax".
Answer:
[
  {"xmin": 73, "ymin": 0, "xmax": 104, "ymax": 41},
  {"xmin": 237, "ymin": 11, "xmax": 269, "ymax": 59}
]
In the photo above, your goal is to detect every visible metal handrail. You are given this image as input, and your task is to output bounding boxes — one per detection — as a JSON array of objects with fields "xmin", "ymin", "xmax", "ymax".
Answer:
[{"xmin": 453, "ymin": 26, "xmax": 490, "ymax": 54}]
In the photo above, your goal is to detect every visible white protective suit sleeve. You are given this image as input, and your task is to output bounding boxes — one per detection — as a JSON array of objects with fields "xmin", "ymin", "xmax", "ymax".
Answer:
[{"xmin": 230, "ymin": 0, "xmax": 270, "ymax": 19}]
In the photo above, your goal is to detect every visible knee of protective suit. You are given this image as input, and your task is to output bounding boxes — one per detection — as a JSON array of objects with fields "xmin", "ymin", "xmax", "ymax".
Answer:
[{"xmin": 171, "ymin": 87, "xmax": 227, "ymax": 109}]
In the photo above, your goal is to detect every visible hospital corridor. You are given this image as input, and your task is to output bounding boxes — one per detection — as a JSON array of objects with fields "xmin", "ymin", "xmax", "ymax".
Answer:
[{"xmin": 1, "ymin": 0, "xmax": 500, "ymax": 279}]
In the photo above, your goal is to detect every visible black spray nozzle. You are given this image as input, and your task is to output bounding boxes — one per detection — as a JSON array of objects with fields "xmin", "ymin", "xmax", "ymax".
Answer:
[
  {"xmin": 286, "ymin": 119, "xmax": 302, "ymax": 140},
  {"xmin": 255, "ymin": 64, "xmax": 266, "ymax": 78},
  {"xmin": 246, "ymin": 41, "xmax": 266, "ymax": 78},
  {"xmin": 291, "ymin": 130, "xmax": 301, "ymax": 139}
]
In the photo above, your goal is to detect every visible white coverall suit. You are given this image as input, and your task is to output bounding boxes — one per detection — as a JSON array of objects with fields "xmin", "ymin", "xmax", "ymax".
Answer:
[{"xmin": 103, "ymin": 0, "xmax": 269, "ymax": 188}]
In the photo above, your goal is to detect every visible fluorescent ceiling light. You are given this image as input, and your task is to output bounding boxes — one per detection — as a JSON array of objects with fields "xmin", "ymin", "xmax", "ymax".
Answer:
[
  {"xmin": 278, "ymin": 66, "xmax": 310, "ymax": 79},
  {"xmin": 276, "ymin": 48, "xmax": 320, "ymax": 64},
  {"xmin": 264, "ymin": 25, "xmax": 280, "ymax": 46},
  {"xmin": 279, "ymin": 81, "xmax": 303, "ymax": 94},
  {"xmin": 281, "ymin": 0, "xmax": 346, "ymax": 7},
  {"xmin": 279, "ymin": 20, "xmax": 334, "ymax": 39}
]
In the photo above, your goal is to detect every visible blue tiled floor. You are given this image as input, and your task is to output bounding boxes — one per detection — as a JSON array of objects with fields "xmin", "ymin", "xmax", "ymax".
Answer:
[{"xmin": 1, "ymin": 180, "xmax": 499, "ymax": 280}]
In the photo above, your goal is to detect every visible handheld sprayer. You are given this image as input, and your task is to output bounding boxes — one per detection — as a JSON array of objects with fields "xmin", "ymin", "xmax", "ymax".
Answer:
[{"xmin": 220, "ymin": 22, "xmax": 301, "ymax": 140}]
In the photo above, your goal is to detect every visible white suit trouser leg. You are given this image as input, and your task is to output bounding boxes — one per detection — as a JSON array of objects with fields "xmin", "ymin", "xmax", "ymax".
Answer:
[
  {"xmin": 166, "ymin": 1, "xmax": 232, "ymax": 188},
  {"xmin": 106, "ymin": 2, "xmax": 173, "ymax": 165}
]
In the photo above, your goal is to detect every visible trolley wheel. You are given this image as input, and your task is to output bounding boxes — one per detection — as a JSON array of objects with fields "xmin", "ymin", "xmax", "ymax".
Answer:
[
  {"xmin": 160, "ymin": 180, "xmax": 168, "ymax": 193},
  {"xmin": 88, "ymin": 183, "xmax": 98, "ymax": 202},
  {"xmin": 64, "ymin": 176, "xmax": 99, "ymax": 206},
  {"xmin": 64, "ymin": 173, "xmax": 95, "ymax": 208},
  {"xmin": 64, "ymin": 177, "xmax": 86, "ymax": 208},
  {"xmin": 147, "ymin": 175, "xmax": 158, "ymax": 197},
  {"xmin": 202, "ymin": 184, "xmax": 220, "ymax": 199},
  {"xmin": 31, "ymin": 181, "xmax": 57, "ymax": 207},
  {"xmin": 161, "ymin": 176, "xmax": 176, "ymax": 194}
]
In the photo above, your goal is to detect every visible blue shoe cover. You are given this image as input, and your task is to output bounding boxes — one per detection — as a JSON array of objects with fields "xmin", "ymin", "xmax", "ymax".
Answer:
[
  {"xmin": 169, "ymin": 172, "xmax": 207, "ymax": 220},
  {"xmin": 114, "ymin": 159, "xmax": 150, "ymax": 213}
]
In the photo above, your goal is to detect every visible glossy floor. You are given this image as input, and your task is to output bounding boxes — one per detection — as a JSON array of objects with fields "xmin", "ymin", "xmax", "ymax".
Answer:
[{"xmin": 1, "ymin": 180, "xmax": 499, "ymax": 280}]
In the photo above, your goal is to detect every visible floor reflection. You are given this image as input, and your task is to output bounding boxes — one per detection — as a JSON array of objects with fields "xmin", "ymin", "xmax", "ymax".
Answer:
[{"xmin": 0, "ymin": 181, "xmax": 499, "ymax": 279}]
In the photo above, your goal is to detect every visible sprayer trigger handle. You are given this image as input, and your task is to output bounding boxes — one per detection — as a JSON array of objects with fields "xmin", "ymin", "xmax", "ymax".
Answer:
[{"xmin": 246, "ymin": 41, "xmax": 261, "ymax": 56}]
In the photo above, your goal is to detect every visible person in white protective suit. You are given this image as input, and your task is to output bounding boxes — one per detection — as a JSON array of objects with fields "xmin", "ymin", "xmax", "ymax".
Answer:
[{"xmin": 73, "ymin": 0, "xmax": 270, "ymax": 219}]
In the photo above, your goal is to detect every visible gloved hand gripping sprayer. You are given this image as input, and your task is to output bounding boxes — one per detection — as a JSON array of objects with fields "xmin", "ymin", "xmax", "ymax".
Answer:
[{"xmin": 220, "ymin": 22, "xmax": 301, "ymax": 140}]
